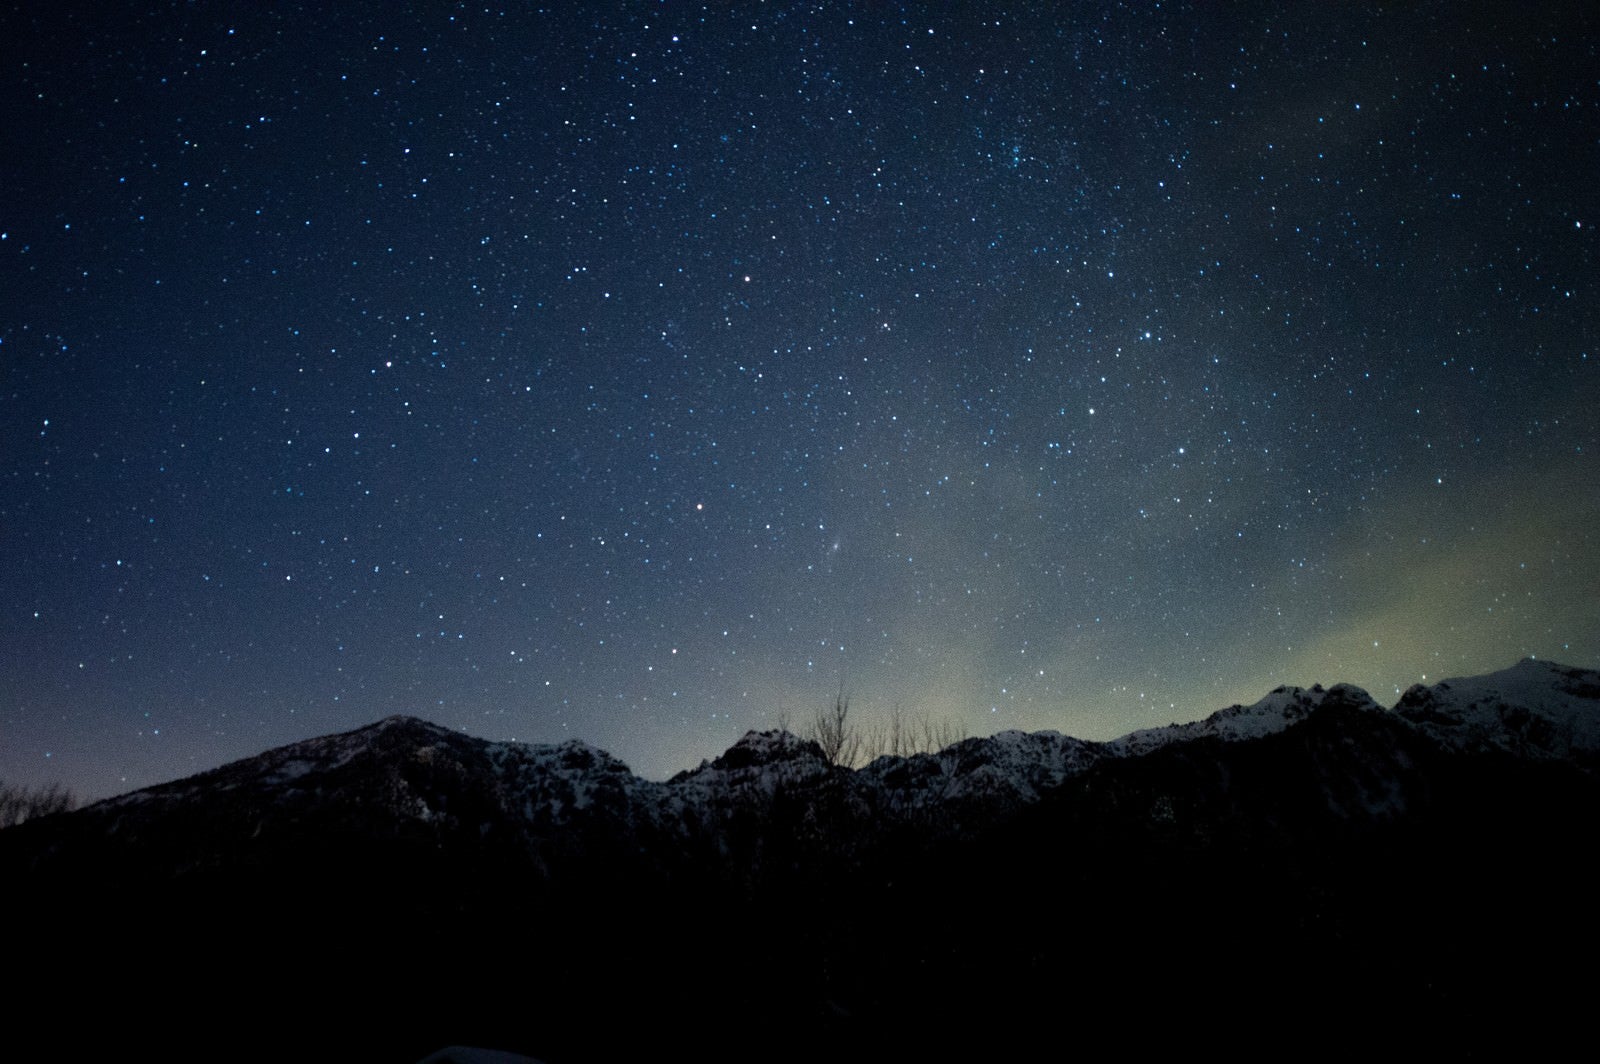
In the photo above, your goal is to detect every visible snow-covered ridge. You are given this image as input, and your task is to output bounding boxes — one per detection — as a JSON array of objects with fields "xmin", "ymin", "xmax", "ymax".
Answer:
[
  {"xmin": 92, "ymin": 713, "xmax": 450, "ymax": 811},
  {"xmin": 1394, "ymin": 658, "xmax": 1600, "ymax": 759},
  {"xmin": 80, "ymin": 659, "xmax": 1600, "ymax": 838},
  {"xmin": 1108, "ymin": 682, "xmax": 1385, "ymax": 758}
]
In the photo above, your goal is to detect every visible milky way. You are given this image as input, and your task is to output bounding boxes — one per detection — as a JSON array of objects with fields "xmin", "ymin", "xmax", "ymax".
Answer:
[{"xmin": 3, "ymin": 1, "xmax": 1596, "ymax": 798}]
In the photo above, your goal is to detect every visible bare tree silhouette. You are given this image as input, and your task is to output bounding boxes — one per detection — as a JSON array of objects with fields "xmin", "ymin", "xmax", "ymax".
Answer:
[{"xmin": 0, "ymin": 779, "xmax": 76, "ymax": 829}]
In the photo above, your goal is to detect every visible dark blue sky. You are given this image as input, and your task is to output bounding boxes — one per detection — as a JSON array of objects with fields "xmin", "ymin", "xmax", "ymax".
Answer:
[{"xmin": 4, "ymin": 1, "xmax": 1596, "ymax": 799}]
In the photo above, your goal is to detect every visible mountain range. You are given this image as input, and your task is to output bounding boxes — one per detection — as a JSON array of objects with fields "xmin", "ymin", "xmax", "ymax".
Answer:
[{"xmin": 5, "ymin": 658, "xmax": 1598, "ymax": 1061}]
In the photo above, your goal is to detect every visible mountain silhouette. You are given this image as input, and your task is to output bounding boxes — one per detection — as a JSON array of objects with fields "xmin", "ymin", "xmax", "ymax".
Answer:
[{"xmin": 5, "ymin": 659, "xmax": 1597, "ymax": 1062}]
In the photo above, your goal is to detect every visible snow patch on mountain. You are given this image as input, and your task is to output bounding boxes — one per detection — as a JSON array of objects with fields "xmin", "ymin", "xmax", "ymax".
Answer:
[
  {"xmin": 861, "ymin": 729, "xmax": 1104, "ymax": 811},
  {"xmin": 1108, "ymin": 682, "xmax": 1385, "ymax": 757},
  {"xmin": 1394, "ymin": 658, "xmax": 1600, "ymax": 759}
]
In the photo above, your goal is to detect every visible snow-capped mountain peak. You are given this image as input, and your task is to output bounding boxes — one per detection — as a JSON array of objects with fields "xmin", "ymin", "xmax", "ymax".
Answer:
[
  {"xmin": 1108, "ymin": 681, "xmax": 1384, "ymax": 757},
  {"xmin": 1394, "ymin": 657, "xmax": 1600, "ymax": 760}
]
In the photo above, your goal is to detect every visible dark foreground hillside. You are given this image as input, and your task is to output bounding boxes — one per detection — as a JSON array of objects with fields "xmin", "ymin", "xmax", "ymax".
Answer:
[{"xmin": 5, "ymin": 660, "xmax": 1598, "ymax": 1062}]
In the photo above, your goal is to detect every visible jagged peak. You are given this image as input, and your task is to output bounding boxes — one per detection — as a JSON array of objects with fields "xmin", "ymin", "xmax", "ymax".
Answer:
[
  {"xmin": 700, "ymin": 729, "xmax": 829, "ymax": 773},
  {"xmin": 661, "ymin": 729, "xmax": 838, "ymax": 796}
]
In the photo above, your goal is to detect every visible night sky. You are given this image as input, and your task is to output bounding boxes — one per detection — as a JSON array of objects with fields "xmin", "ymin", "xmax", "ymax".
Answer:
[{"xmin": 4, "ymin": 1, "xmax": 1596, "ymax": 800}]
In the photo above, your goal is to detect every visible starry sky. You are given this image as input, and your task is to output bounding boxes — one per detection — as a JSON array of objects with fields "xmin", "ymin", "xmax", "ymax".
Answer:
[{"xmin": 3, "ymin": 1, "xmax": 1597, "ymax": 800}]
